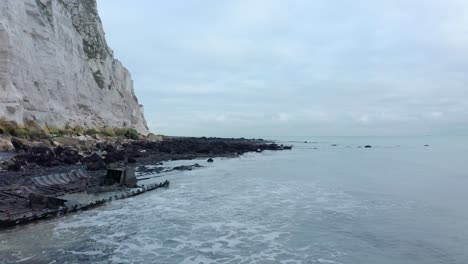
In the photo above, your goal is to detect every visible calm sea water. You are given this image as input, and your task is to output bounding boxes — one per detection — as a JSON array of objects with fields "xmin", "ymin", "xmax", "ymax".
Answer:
[{"xmin": 1, "ymin": 136, "xmax": 467, "ymax": 264}]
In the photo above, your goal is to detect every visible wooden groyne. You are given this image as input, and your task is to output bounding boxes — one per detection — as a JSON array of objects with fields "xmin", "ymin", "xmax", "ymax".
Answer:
[{"xmin": 0, "ymin": 167, "xmax": 170, "ymax": 229}]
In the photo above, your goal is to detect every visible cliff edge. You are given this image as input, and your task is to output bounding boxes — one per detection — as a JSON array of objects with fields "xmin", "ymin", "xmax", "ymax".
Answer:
[{"xmin": 0, "ymin": 0, "xmax": 149, "ymax": 134}]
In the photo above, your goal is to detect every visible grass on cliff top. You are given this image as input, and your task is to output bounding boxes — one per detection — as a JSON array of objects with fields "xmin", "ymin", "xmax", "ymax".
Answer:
[{"xmin": 0, "ymin": 118, "xmax": 142, "ymax": 140}]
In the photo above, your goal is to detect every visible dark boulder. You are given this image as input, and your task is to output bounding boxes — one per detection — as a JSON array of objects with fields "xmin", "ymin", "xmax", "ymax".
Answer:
[
  {"xmin": 83, "ymin": 153, "xmax": 107, "ymax": 170},
  {"xmin": 7, "ymin": 159, "xmax": 27, "ymax": 171},
  {"xmin": 87, "ymin": 160, "xmax": 107, "ymax": 171},
  {"xmin": 207, "ymin": 158, "xmax": 214, "ymax": 163},
  {"xmin": 137, "ymin": 165, "xmax": 165, "ymax": 174},
  {"xmin": 10, "ymin": 137, "xmax": 34, "ymax": 152},
  {"xmin": 104, "ymin": 144, "xmax": 117, "ymax": 153},
  {"xmin": 83, "ymin": 153, "xmax": 102, "ymax": 163},
  {"xmin": 30, "ymin": 145, "xmax": 53, "ymax": 156},
  {"xmin": 18, "ymin": 146, "xmax": 57, "ymax": 166},
  {"xmin": 95, "ymin": 142, "xmax": 106, "ymax": 150},
  {"xmin": 173, "ymin": 164, "xmax": 202, "ymax": 171},
  {"xmin": 55, "ymin": 146, "xmax": 83, "ymax": 165},
  {"xmin": 364, "ymin": 145, "xmax": 372, "ymax": 148},
  {"xmin": 104, "ymin": 150, "xmax": 125, "ymax": 164}
]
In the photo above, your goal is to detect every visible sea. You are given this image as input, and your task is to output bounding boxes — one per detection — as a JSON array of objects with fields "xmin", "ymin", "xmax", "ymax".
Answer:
[{"xmin": 0, "ymin": 136, "xmax": 467, "ymax": 264}]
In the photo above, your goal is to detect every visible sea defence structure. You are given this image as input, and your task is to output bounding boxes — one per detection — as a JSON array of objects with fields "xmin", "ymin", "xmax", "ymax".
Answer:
[
  {"xmin": 0, "ymin": 167, "xmax": 170, "ymax": 229},
  {"xmin": 0, "ymin": 0, "xmax": 148, "ymax": 134}
]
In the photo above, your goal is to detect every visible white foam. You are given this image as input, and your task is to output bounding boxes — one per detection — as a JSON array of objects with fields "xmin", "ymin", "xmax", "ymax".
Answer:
[{"xmin": 317, "ymin": 258, "xmax": 343, "ymax": 264}]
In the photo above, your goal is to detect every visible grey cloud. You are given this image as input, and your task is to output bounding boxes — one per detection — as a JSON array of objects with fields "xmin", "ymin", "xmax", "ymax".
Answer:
[{"xmin": 98, "ymin": 0, "xmax": 468, "ymax": 137}]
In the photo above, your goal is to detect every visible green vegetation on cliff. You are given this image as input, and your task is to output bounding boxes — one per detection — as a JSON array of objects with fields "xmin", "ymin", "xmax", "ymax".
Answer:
[{"xmin": 0, "ymin": 118, "xmax": 142, "ymax": 140}]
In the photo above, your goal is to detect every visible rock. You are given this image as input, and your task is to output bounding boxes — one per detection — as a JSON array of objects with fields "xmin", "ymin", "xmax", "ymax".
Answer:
[
  {"xmin": 87, "ymin": 160, "xmax": 107, "ymax": 171},
  {"xmin": 55, "ymin": 146, "xmax": 83, "ymax": 165},
  {"xmin": 364, "ymin": 145, "xmax": 372, "ymax": 148},
  {"xmin": 173, "ymin": 164, "xmax": 203, "ymax": 171},
  {"xmin": 30, "ymin": 146, "xmax": 56, "ymax": 166},
  {"xmin": 2, "ymin": 137, "xmax": 296, "ymax": 171},
  {"xmin": 283, "ymin": 145, "xmax": 293, "ymax": 150},
  {"xmin": 104, "ymin": 144, "xmax": 117, "ymax": 153},
  {"xmin": 77, "ymin": 135, "xmax": 93, "ymax": 141},
  {"xmin": 51, "ymin": 141, "xmax": 61, "ymax": 147},
  {"xmin": 54, "ymin": 136, "xmax": 92, "ymax": 152},
  {"xmin": 83, "ymin": 153, "xmax": 102, "ymax": 163},
  {"xmin": 11, "ymin": 137, "xmax": 35, "ymax": 152},
  {"xmin": 103, "ymin": 149, "xmax": 125, "ymax": 164},
  {"xmin": 137, "ymin": 165, "xmax": 164, "ymax": 174},
  {"xmin": 95, "ymin": 142, "xmax": 106, "ymax": 151},
  {"xmin": 147, "ymin": 134, "xmax": 163, "ymax": 142},
  {"xmin": 30, "ymin": 145, "xmax": 52, "ymax": 156},
  {"xmin": 6, "ymin": 159, "xmax": 26, "ymax": 171},
  {"xmin": 8, "ymin": 145, "xmax": 57, "ymax": 168},
  {"xmin": 0, "ymin": 137, "xmax": 13, "ymax": 151},
  {"xmin": 331, "ymin": 144, "xmax": 338, "ymax": 147},
  {"xmin": 0, "ymin": 0, "xmax": 148, "ymax": 134},
  {"xmin": 424, "ymin": 145, "xmax": 430, "ymax": 147}
]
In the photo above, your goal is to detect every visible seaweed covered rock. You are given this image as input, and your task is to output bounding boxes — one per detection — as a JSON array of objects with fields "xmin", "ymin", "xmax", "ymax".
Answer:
[
  {"xmin": 1, "ymin": 137, "xmax": 293, "ymax": 171},
  {"xmin": 11, "ymin": 137, "xmax": 35, "ymax": 152},
  {"xmin": 55, "ymin": 146, "xmax": 83, "ymax": 165}
]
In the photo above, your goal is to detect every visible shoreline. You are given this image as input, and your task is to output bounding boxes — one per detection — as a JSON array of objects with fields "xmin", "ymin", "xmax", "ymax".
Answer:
[
  {"xmin": 0, "ymin": 136, "xmax": 292, "ymax": 229},
  {"xmin": 0, "ymin": 136, "xmax": 291, "ymax": 182}
]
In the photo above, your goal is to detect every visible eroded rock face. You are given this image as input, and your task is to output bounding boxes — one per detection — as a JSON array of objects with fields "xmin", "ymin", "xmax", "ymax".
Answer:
[{"xmin": 0, "ymin": 0, "xmax": 149, "ymax": 134}]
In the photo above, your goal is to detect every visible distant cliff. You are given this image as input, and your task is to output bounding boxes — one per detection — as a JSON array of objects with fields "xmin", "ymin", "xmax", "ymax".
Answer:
[{"xmin": 0, "ymin": 0, "xmax": 149, "ymax": 134}]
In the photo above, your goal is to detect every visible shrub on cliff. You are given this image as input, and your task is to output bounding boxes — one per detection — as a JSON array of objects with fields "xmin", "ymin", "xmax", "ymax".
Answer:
[
  {"xmin": 0, "ymin": 125, "xmax": 8, "ymax": 135},
  {"xmin": 85, "ymin": 128, "xmax": 99, "ymax": 136},
  {"xmin": 47, "ymin": 126, "xmax": 65, "ymax": 136},
  {"xmin": 113, "ymin": 128, "xmax": 128, "ymax": 137},
  {"xmin": 125, "ymin": 129, "xmax": 140, "ymax": 140},
  {"xmin": 0, "ymin": 120, "xmax": 142, "ymax": 140},
  {"xmin": 113, "ymin": 128, "xmax": 140, "ymax": 139},
  {"xmin": 100, "ymin": 127, "xmax": 116, "ymax": 137},
  {"xmin": 0, "ymin": 118, "xmax": 17, "ymax": 135},
  {"xmin": 11, "ymin": 128, "xmax": 28, "ymax": 138}
]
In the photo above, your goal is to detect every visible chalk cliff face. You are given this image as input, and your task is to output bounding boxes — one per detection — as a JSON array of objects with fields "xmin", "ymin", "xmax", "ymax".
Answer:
[{"xmin": 0, "ymin": 0, "xmax": 149, "ymax": 134}]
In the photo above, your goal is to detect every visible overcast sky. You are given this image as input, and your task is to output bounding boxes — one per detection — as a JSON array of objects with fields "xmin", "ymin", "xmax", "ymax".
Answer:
[{"xmin": 98, "ymin": 0, "xmax": 468, "ymax": 137}]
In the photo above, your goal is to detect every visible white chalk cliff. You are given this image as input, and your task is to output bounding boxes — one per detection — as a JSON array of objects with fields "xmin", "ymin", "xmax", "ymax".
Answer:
[{"xmin": 0, "ymin": 0, "xmax": 149, "ymax": 134}]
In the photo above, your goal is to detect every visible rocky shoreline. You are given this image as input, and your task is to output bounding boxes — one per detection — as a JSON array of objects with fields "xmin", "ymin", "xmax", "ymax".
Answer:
[
  {"xmin": 0, "ymin": 135, "xmax": 292, "ymax": 229},
  {"xmin": 0, "ymin": 136, "xmax": 291, "ymax": 180}
]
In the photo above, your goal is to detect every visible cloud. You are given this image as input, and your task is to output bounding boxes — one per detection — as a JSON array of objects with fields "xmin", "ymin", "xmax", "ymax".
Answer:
[{"xmin": 98, "ymin": 0, "xmax": 468, "ymax": 136}]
